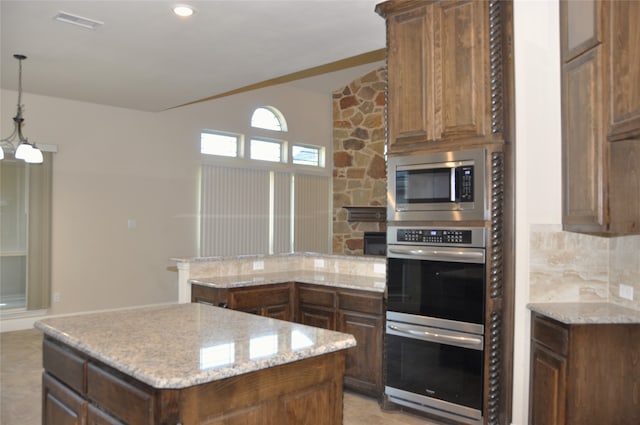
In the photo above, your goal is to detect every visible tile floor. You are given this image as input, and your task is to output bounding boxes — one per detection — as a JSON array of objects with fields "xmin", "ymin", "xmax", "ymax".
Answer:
[{"xmin": 0, "ymin": 329, "xmax": 436, "ymax": 425}]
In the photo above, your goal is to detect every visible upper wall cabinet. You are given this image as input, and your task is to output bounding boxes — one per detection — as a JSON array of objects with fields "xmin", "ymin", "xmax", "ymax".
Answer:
[
  {"xmin": 561, "ymin": 0, "xmax": 640, "ymax": 234},
  {"xmin": 377, "ymin": 0, "xmax": 509, "ymax": 155}
]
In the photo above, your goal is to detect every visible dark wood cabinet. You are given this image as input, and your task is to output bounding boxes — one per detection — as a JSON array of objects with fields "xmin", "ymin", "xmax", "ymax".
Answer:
[
  {"xmin": 377, "ymin": 0, "xmax": 507, "ymax": 154},
  {"xmin": 529, "ymin": 312, "xmax": 640, "ymax": 425},
  {"xmin": 561, "ymin": 0, "xmax": 640, "ymax": 234},
  {"xmin": 298, "ymin": 284, "xmax": 385, "ymax": 397},
  {"xmin": 43, "ymin": 337, "xmax": 163, "ymax": 425},
  {"xmin": 43, "ymin": 373, "xmax": 87, "ymax": 425},
  {"xmin": 192, "ymin": 282, "xmax": 293, "ymax": 321},
  {"xmin": 296, "ymin": 284, "xmax": 337, "ymax": 330},
  {"xmin": 193, "ymin": 281, "xmax": 385, "ymax": 397},
  {"xmin": 336, "ymin": 290, "xmax": 384, "ymax": 396},
  {"xmin": 43, "ymin": 335, "xmax": 347, "ymax": 425}
]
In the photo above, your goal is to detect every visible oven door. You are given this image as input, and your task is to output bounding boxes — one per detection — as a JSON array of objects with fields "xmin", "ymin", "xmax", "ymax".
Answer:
[
  {"xmin": 387, "ymin": 245, "xmax": 486, "ymax": 334},
  {"xmin": 385, "ymin": 320, "xmax": 484, "ymax": 425}
]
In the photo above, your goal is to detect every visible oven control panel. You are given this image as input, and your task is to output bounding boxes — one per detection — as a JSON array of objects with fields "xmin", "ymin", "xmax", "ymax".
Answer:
[{"xmin": 396, "ymin": 229, "xmax": 472, "ymax": 244}]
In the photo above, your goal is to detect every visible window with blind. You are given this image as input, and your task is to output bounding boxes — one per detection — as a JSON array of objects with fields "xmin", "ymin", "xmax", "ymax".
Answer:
[
  {"xmin": 199, "ymin": 165, "xmax": 329, "ymax": 256},
  {"xmin": 199, "ymin": 106, "xmax": 330, "ymax": 257}
]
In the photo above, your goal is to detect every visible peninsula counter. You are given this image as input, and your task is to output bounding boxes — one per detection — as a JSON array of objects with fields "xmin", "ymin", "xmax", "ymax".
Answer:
[{"xmin": 35, "ymin": 303, "xmax": 356, "ymax": 425}]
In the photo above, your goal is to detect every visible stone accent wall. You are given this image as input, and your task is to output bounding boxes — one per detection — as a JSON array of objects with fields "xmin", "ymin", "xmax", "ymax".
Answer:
[{"xmin": 332, "ymin": 67, "xmax": 387, "ymax": 255}]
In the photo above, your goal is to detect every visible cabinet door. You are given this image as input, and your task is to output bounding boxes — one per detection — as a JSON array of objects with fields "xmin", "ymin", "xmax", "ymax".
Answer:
[
  {"xmin": 228, "ymin": 283, "xmax": 293, "ymax": 321},
  {"xmin": 43, "ymin": 373, "xmax": 87, "ymax": 425},
  {"xmin": 337, "ymin": 311, "xmax": 383, "ymax": 396},
  {"xmin": 279, "ymin": 382, "xmax": 340, "ymax": 425},
  {"xmin": 609, "ymin": 139, "xmax": 640, "ymax": 233},
  {"xmin": 529, "ymin": 343, "xmax": 567, "ymax": 425},
  {"xmin": 436, "ymin": 0, "xmax": 489, "ymax": 141},
  {"xmin": 298, "ymin": 305, "xmax": 336, "ymax": 330},
  {"xmin": 562, "ymin": 47, "xmax": 607, "ymax": 231},
  {"xmin": 386, "ymin": 3, "xmax": 432, "ymax": 151},
  {"xmin": 560, "ymin": 0, "xmax": 600, "ymax": 63},
  {"xmin": 607, "ymin": 1, "xmax": 640, "ymax": 141}
]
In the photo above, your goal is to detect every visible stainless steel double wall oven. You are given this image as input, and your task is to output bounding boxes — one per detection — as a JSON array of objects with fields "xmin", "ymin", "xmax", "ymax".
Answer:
[{"xmin": 385, "ymin": 148, "xmax": 489, "ymax": 425}]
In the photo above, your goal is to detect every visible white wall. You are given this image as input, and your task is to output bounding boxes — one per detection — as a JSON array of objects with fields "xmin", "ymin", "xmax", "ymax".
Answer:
[
  {"xmin": 0, "ymin": 63, "xmax": 380, "ymax": 331},
  {"xmin": 512, "ymin": 0, "xmax": 562, "ymax": 424}
]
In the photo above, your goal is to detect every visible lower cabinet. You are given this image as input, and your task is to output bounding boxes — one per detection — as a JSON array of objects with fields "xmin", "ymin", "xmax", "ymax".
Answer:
[
  {"xmin": 529, "ymin": 312, "xmax": 640, "ymax": 425},
  {"xmin": 42, "ymin": 337, "xmax": 161, "ymax": 425},
  {"xmin": 192, "ymin": 282, "xmax": 293, "ymax": 321},
  {"xmin": 193, "ymin": 281, "xmax": 385, "ymax": 397},
  {"xmin": 43, "ymin": 335, "xmax": 347, "ymax": 425},
  {"xmin": 297, "ymin": 284, "xmax": 337, "ymax": 329},
  {"xmin": 43, "ymin": 372, "xmax": 87, "ymax": 425}
]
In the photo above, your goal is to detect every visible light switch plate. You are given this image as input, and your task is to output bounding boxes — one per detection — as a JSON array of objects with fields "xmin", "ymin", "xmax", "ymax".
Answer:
[
  {"xmin": 253, "ymin": 261, "xmax": 264, "ymax": 271},
  {"xmin": 619, "ymin": 284, "xmax": 634, "ymax": 301},
  {"xmin": 314, "ymin": 259, "xmax": 325, "ymax": 269}
]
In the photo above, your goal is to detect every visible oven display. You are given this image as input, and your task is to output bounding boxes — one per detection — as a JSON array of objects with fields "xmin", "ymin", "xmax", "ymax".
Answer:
[{"xmin": 396, "ymin": 228, "xmax": 472, "ymax": 244}]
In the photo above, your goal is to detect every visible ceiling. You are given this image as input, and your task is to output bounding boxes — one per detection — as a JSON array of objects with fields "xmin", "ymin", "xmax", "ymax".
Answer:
[{"xmin": 0, "ymin": 1, "xmax": 386, "ymax": 112}]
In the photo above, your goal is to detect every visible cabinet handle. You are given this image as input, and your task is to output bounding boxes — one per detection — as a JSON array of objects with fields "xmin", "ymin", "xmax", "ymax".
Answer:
[
  {"xmin": 218, "ymin": 302, "xmax": 228, "ymax": 308},
  {"xmin": 387, "ymin": 324, "xmax": 483, "ymax": 349}
]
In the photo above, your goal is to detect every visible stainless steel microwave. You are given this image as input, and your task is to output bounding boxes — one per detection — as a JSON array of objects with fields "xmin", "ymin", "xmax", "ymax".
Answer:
[{"xmin": 387, "ymin": 148, "xmax": 487, "ymax": 222}]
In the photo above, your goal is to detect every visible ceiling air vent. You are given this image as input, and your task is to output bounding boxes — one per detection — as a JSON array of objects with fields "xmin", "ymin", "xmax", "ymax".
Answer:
[
  {"xmin": 54, "ymin": 12, "xmax": 104, "ymax": 30},
  {"xmin": 343, "ymin": 206, "xmax": 386, "ymax": 223}
]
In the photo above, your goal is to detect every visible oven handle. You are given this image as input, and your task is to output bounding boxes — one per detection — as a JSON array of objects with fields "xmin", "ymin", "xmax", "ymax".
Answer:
[
  {"xmin": 387, "ymin": 246, "xmax": 485, "ymax": 263},
  {"xmin": 387, "ymin": 324, "xmax": 483, "ymax": 349}
]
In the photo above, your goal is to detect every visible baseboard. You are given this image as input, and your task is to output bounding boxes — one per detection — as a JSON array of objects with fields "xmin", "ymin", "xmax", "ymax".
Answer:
[
  {"xmin": 0, "ymin": 302, "xmax": 176, "ymax": 333},
  {"xmin": 0, "ymin": 309, "xmax": 48, "ymax": 332}
]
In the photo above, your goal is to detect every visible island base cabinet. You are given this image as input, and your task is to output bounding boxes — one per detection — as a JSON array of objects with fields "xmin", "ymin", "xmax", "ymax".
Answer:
[
  {"xmin": 43, "ymin": 335, "xmax": 347, "ymax": 425},
  {"xmin": 178, "ymin": 351, "xmax": 346, "ymax": 425}
]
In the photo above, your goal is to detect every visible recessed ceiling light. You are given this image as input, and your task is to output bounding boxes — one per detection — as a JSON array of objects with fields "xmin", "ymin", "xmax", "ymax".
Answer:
[{"xmin": 173, "ymin": 5, "xmax": 195, "ymax": 17}]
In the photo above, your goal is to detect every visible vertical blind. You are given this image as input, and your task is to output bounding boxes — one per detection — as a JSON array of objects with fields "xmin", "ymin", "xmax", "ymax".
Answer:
[
  {"xmin": 294, "ymin": 174, "xmax": 330, "ymax": 253},
  {"xmin": 200, "ymin": 164, "xmax": 329, "ymax": 257}
]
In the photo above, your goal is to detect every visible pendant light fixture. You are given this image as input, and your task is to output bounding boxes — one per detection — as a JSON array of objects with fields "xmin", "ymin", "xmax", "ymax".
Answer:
[{"xmin": 0, "ymin": 54, "xmax": 43, "ymax": 163}]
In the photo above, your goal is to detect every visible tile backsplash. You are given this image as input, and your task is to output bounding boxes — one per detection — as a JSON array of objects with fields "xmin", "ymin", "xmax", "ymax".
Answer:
[
  {"xmin": 530, "ymin": 224, "xmax": 640, "ymax": 310},
  {"xmin": 610, "ymin": 235, "xmax": 640, "ymax": 310}
]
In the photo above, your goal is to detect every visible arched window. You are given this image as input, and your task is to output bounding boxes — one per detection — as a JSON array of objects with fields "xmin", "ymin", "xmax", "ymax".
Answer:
[{"xmin": 250, "ymin": 106, "xmax": 288, "ymax": 132}]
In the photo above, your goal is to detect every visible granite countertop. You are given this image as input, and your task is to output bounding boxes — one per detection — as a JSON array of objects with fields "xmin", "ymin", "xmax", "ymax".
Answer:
[
  {"xmin": 528, "ymin": 302, "xmax": 640, "ymax": 324},
  {"xmin": 34, "ymin": 303, "xmax": 356, "ymax": 389},
  {"xmin": 190, "ymin": 270, "xmax": 387, "ymax": 293}
]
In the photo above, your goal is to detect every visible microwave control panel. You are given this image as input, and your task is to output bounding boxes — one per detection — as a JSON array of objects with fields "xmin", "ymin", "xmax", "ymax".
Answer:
[{"xmin": 396, "ymin": 229, "xmax": 472, "ymax": 244}]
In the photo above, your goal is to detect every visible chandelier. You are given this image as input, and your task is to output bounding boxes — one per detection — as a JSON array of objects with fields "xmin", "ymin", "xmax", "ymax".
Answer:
[{"xmin": 0, "ymin": 54, "xmax": 43, "ymax": 163}]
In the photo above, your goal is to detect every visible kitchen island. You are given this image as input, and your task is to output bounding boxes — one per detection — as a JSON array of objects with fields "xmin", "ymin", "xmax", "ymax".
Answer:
[{"xmin": 35, "ymin": 303, "xmax": 356, "ymax": 425}]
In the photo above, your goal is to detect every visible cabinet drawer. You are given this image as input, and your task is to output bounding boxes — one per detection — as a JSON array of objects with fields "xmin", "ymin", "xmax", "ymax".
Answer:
[
  {"xmin": 43, "ymin": 337, "xmax": 86, "ymax": 395},
  {"xmin": 229, "ymin": 283, "xmax": 291, "ymax": 310},
  {"xmin": 191, "ymin": 284, "xmax": 227, "ymax": 306},
  {"xmin": 87, "ymin": 362, "xmax": 154, "ymax": 425},
  {"xmin": 338, "ymin": 290, "xmax": 383, "ymax": 315},
  {"xmin": 531, "ymin": 314, "xmax": 569, "ymax": 356},
  {"xmin": 298, "ymin": 285, "xmax": 336, "ymax": 308},
  {"xmin": 43, "ymin": 372, "xmax": 87, "ymax": 425}
]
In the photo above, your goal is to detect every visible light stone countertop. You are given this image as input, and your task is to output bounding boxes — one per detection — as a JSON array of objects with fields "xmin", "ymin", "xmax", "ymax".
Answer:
[
  {"xmin": 34, "ymin": 303, "xmax": 356, "ymax": 389},
  {"xmin": 527, "ymin": 302, "xmax": 640, "ymax": 324},
  {"xmin": 190, "ymin": 270, "xmax": 387, "ymax": 293}
]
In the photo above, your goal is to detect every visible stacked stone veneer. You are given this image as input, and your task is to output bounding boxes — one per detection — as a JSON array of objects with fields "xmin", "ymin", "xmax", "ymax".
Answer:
[{"xmin": 332, "ymin": 67, "xmax": 387, "ymax": 255}]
